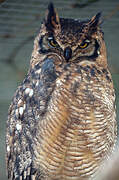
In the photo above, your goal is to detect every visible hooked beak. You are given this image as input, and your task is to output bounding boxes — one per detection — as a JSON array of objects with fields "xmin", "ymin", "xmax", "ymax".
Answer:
[{"xmin": 64, "ymin": 47, "xmax": 72, "ymax": 62}]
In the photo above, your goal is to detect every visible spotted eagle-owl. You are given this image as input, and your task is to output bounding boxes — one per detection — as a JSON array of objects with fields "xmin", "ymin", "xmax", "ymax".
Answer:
[{"xmin": 6, "ymin": 3, "xmax": 117, "ymax": 180}]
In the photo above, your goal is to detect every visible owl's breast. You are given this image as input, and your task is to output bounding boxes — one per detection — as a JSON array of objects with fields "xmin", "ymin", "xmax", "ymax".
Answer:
[{"xmin": 34, "ymin": 63, "xmax": 117, "ymax": 180}]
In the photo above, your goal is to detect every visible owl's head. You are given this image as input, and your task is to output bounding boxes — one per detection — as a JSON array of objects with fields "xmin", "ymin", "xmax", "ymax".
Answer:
[{"xmin": 32, "ymin": 3, "xmax": 107, "ymax": 68}]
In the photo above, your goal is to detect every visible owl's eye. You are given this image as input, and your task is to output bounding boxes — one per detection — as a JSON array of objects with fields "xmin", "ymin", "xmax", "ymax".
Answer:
[
  {"xmin": 48, "ymin": 37, "xmax": 58, "ymax": 47},
  {"xmin": 79, "ymin": 40, "xmax": 90, "ymax": 49}
]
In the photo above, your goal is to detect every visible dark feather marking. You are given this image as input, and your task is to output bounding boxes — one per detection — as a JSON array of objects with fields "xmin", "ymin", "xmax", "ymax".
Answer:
[
  {"xmin": 87, "ymin": 39, "xmax": 100, "ymax": 59},
  {"xmin": 90, "ymin": 68, "xmax": 95, "ymax": 76},
  {"xmin": 76, "ymin": 66, "xmax": 82, "ymax": 74},
  {"xmin": 38, "ymin": 35, "xmax": 50, "ymax": 54}
]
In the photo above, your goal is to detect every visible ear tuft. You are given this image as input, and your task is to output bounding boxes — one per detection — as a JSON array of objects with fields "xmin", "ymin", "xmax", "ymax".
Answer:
[
  {"xmin": 89, "ymin": 12, "xmax": 102, "ymax": 28},
  {"xmin": 45, "ymin": 2, "xmax": 60, "ymax": 32}
]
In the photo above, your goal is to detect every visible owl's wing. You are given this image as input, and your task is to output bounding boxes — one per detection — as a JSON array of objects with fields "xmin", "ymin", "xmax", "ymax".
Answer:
[
  {"xmin": 6, "ymin": 58, "xmax": 57, "ymax": 179},
  {"xmin": 6, "ymin": 78, "xmax": 38, "ymax": 179}
]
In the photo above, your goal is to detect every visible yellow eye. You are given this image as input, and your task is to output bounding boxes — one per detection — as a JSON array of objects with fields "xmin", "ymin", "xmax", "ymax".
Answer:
[
  {"xmin": 79, "ymin": 40, "xmax": 90, "ymax": 49},
  {"xmin": 48, "ymin": 37, "xmax": 58, "ymax": 47}
]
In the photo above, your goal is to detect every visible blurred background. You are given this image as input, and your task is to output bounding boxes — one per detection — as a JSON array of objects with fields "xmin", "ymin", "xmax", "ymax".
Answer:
[{"xmin": 0, "ymin": 0, "xmax": 119, "ymax": 179}]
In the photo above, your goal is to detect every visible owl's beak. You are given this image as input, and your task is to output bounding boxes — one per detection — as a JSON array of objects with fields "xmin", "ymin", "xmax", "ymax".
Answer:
[{"xmin": 64, "ymin": 47, "xmax": 72, "ymax": 62}]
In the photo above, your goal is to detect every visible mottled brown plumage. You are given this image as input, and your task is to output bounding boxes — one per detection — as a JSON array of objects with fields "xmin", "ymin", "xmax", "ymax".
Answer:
[{"xmin": 6, "ymin": 3, "xmax": 117, "ymax": 180}]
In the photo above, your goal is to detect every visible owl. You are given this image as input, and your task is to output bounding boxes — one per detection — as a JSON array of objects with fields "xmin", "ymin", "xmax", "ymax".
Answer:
[{"xmin": 6, "ymin": 3, "xmax": 117, "ymax": 180}]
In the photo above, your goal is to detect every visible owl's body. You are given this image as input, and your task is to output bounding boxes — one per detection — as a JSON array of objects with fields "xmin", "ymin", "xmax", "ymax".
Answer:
[{"xmin": 6, "ymin": 3, "xmax": 117, "ymax": 180}]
